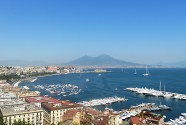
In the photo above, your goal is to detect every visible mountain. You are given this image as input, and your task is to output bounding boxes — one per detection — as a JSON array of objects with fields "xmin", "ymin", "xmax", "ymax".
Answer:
[{"xmin": 64, "ymin": 54, "xmax": 142, "ymax": 67}]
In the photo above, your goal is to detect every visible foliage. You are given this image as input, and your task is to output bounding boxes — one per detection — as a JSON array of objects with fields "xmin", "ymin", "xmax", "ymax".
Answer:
[
  {"xmin": 0, "ymin": 116, "xmax": 6, "ymax": 125},
  {"xmin": 0, "ymin": 74, "xmax": 20, "ymax": 81},
  {"xmin": 12, "ymin": 120, "xmax": 31, "ymax": 125}
]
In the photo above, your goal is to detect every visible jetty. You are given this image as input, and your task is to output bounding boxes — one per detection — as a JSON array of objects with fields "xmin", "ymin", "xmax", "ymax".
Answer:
[
  {"xmin": 126, "ymin": 87, "xmax": 186, "ymax": 100},
  {"xmin": 119, "ymin": 103, "xmax": 169, "ymax": 120},
  {"xmin": 165, "ymin": 113, "xmax": 186, "ymax": 125},
  {"xmin": 78, "ymin": 96, "xmax": 127, "ymax": 107}
]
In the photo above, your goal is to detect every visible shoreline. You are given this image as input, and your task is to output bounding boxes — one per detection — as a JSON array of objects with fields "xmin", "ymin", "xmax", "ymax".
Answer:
[{"xmin": 12, "ymin": 73, "xmax": 68, "ymax": 87}]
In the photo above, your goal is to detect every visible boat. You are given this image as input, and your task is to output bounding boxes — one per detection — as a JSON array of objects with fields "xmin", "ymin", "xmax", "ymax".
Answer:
[
  {"xmin": 159, "ymin": 104, "xmax": 171, "ymax": 110},
  {"xmin": 23, "ymin": 86, "xmax": 30, "ymax": 90},
  {"xmin": 143, "ymin": 65, "xmax": 149, "ymax": 76},
  {"xmin": 134, "ymin": 69, "xmax": 137, "ymax": 75},
  {"xmin": 86, "ymin": 78, "xmax": 90, "ymax": 82},
  {"xmin": 30, "ymin": 78, "xmax": 37, "ymax": 82}
]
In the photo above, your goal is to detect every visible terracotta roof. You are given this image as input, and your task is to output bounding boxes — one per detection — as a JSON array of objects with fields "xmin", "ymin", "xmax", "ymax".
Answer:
[
  {"xmin": 25, "ymin": 96, "xmax": 61, "ymax": 103},
  {"xmin": 42, "ymin": 102, "xmax": 82, "ymax": 111},
  {"xmin": 85, "ymin": 108, "xmax": 102, "ymax": 116},
  {"xmin": 63, "ymin": 109, "xmax": 79, "ymax": 118},
  {"xmin": 130, "ymin": 117, "xmax": 144, "ymax": 125},
  {"xmin": 61, "ymin": 100, "xmax": 76, "ymax": 105},
  {"xmin": 93, "ymin": 116, "xmax": 109, "ymax": 125}
]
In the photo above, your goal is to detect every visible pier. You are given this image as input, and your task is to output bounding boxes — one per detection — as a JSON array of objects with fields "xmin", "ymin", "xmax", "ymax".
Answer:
[
  {"xmin": 126, "ymin": 87, "xmax": 186, "ymax": 100},
  {"xmin": 165, "ymin": 113, "xmax": 186, "ymax": 125},
  {"xmin": 118, "ymin": 103, "xmax": 170, "ymax": 120},
  {"xmin": 78, "ymin": 96, "xmax": 127, "ymax": 107}
]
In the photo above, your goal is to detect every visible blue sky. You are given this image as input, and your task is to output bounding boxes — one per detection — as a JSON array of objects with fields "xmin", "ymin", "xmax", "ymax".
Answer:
[{"xmin": 0, "ymin": 0, "xmax": 186, "ymax": 64}]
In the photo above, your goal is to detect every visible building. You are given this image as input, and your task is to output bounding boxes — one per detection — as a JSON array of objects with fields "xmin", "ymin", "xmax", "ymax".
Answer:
[
  {"xmin": 25, "ymin": 96, "xmax": 61, "ymax": 108},
  {"xmin": 130, "ymin": 111, "xmax": 165, "ymax": 125},
  {"xmin": 41, "ymin": 101, "xmax": 83, "ymax": 125},
  {"xmin": 17, "ymin": 91, "xmax": 40, "ymax": 100},
  {"xmin": 62, "ymin": 109, "xmax": 81, "ymax": 124},
  {"xmin": 0, "ymin": 104, "xmax": 43, "ymax": 125},
  {"xmin": 61, "ymin": 107, "xmax": 103, "ymax": 125},
  {"xmin": 130, "ymin": 117, "xmax": 146, "ymax": 125}
]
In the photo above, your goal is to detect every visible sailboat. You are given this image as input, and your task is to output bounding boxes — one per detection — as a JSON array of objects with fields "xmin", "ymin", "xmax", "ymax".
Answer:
[
  {"xmin": 143, "ymin": 65, "xmax": 149, "ymax": 76},
  {"xmin": 134, "ymin": 69, "xmax": 137, "ymax": 75}
]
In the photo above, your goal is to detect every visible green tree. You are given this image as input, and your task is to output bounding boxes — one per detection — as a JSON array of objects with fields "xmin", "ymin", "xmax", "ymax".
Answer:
[
  {"xmin": 0, "ymin": 116, "xmax": 6, "ymax": 125},
  {"xmin": 12, "ymin": 120, "xmax": 31, "ymax": 125}
]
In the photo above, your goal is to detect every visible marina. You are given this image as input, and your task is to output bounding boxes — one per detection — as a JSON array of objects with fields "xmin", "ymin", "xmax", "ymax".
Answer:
[
  {"xmin": 119, "ymin": 103, "xmax": 170, "ymax": 120},
  {"xmin": 165, "ymin": 113, "xmax": 186, "ymax": 125},
  {"xmin": 18, "ymin": 68, "xmax": 186, "ymax": 121},
  {"xmin": 33, "ymin": 83, "xmax": 81, "ymax": 96},
  {"xmin": 126, "ymin": 87, "xmax": 186, "ymax": 100},
  {"xmin": 78, "ymin": 96, "xmax": 128, "ymax": 107}
]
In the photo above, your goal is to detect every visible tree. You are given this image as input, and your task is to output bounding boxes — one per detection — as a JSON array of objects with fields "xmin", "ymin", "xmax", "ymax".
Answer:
[
  {"xmin": 0, "ymin": 116, "xmax": 6, "ymax": 125},
  {"xmin": 12, "ymin": 120, "xmax": 31, "ymax": 125}
]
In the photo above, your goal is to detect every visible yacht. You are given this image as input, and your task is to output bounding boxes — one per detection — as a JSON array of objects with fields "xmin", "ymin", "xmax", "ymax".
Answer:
[
  {"xmin": 134, "ymin": 69, "xmax": 137, "ymax": 75},
  {"xmin": 159, "ymin": 104, "xmax": 171, "ymax": 110},
  {"xmin": 30, "ymin": 78, "xmax": 37, "ymax": 82},
  {"xmin": 143, "ymin": 65, "xmax": 149, "ymax": 76},
  {"xmin": 86, "ymin": 78, "xmax": 90, "ymax": 82}
]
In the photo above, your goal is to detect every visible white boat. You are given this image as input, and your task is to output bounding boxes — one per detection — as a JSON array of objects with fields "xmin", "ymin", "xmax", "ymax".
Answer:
[
  {"xmin": 86, "ymin": 78, "xmax": 90, "ymax": 82},
  {"xmin": 30, "ymin": 78, "xmax": 37, "ymax": 82},
  {"xmin": 134, "ymin": 69, "xmax": 137, "ymax": 75},
  {"xmin": 23, "ymin": 86, "xmax": 29, "ymax": 90},
  {"xmin": 143, "ymin": 65, "xmax": 149, "ymax": 76},
  {"xmin": 159, "ymin": 104, "xmax": 171, "ymax": 110}
]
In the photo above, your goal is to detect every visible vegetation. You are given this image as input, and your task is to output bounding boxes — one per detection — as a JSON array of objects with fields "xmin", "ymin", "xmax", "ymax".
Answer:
[
  {"xmin": 27, "ymin": 72, "xmax": 56, "ymax": 77},
  {"xmin": 0, "ymin": 116, "xmax": 6, "ymax": 125},
  {"xmin": 12, "ymin": 120, "xmax": 31, "ymax": 125},
  {"xmin": 0, "ymin": 74, "xmax": 20, "ymax": 82},
  {"xmin": 0, "ymin": 72, "xmax": 56, "ymax": 84}
]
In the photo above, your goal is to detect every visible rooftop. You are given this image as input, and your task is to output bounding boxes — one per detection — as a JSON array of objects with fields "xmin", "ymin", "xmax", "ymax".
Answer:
[
  {"xmin": 0, "ymin": 99, "xmax": 25, "ymax": 107},
  {"xmin": 0, "ymin": 92, "xmax": 17, "ymax": 99},
  {"xmin": 84, "ymin": 108, "xmax": 102, "ymax": 116},
  {"xmin": 0, "ymin": 104, "xmax": 43, "ymax": 116},
  {"xmin": 25, "ymin": 96, "xmax": 61, "ymax": 103},
  {"xmin": 63, "ymin": 109, "xmax": 79, "ymax": 118},
  {"xmin": 42, "ymin": 101, "xmax": 83, "ymax": 111},
  {"xmin": 130, "ymin": 117, "xmax": 145, "ymax": 125}
]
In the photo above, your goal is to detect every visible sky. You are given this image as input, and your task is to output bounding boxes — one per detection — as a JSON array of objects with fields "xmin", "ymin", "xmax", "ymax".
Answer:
[{"xmin": 0, "ymin": 0, "xmax": 186, "ymax": 64}]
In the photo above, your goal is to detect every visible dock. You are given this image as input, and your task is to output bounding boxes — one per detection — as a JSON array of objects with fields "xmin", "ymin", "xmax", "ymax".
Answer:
[
  {"xmin": 126, "ymin": 87, "xmax": 186, "ymax": 100},
  {"xmin": 119, "ymin": 103, "xmax": 170, "ymax": 120},
  {"xmin": 78, "ymin": 96, "xmax": 128, "ymax": 107}
]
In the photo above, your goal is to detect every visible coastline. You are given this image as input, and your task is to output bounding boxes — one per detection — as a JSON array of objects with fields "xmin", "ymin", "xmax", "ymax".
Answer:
[
  {"xmin": 12, "ymin": 73, "xmax": 63, "ymax": 87},
  {"xmin": 13, "ymin": 80, "xmax": 23, "ymax": 87}
]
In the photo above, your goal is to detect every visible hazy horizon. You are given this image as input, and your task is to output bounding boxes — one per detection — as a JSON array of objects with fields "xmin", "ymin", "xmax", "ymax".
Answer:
[{"xmin": 1, "ymin": 0, "xmax": 186, "ymax": 65}]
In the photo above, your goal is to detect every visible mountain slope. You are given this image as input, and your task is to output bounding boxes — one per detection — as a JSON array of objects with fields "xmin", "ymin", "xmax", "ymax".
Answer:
[{"xmin": 64, "ymin": 54, "xmax": 142, "ymax": 67}]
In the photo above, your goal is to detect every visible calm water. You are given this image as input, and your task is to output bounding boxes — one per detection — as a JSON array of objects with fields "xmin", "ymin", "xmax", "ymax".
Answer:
[{"xmin": 19, "ymin": 68, "xmax": 186, "ymax": 121}]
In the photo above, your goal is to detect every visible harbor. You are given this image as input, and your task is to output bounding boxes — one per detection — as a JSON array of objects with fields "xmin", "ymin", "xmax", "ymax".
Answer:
[
  {"xmin": 165, "ymin": 113, "xmax": 186, "ymax": 125},
  {"xmin": 33, "ymin": 83, "xmax": 81, "ymax": 96},
  {"xmin": 126, "ymin": 87, "xmax": 186, "ymax": 100},
  {"xmin": 119, "ymin": 103, "xmax": 171, "ymax": 120},
  {"xmin": 78, "ymin": 96, "xmax": 127, "ymax": 107},
  {"xmin": 18, "ymin": 68, "xmax": 186, "ymax": 121}
]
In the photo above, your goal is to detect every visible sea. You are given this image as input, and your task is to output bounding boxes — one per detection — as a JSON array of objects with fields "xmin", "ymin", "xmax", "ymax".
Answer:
[{"xmin": 19, "ymin": 68, "xmax": 186, "ymax": 121}]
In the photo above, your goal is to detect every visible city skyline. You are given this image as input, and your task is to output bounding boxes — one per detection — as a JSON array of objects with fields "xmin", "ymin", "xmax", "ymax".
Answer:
[{"xmin": 0, "ymin": 0, "xmax": 186, "ymax": 64}]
